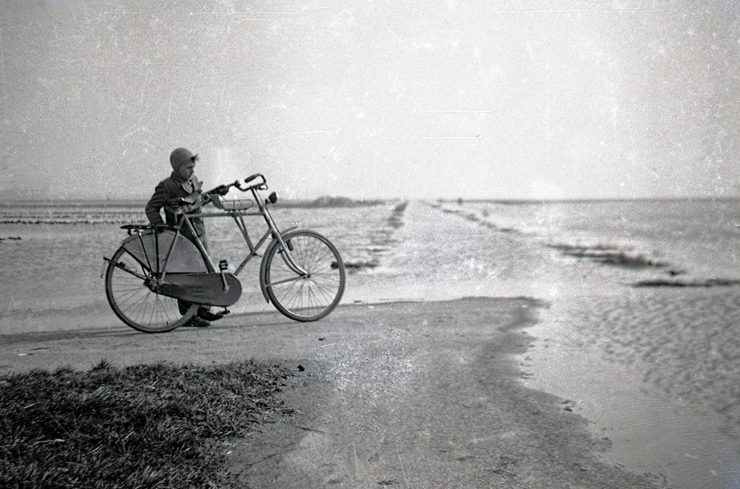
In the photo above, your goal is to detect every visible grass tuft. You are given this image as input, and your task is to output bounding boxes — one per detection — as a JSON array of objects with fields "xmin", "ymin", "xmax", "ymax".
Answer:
[{"xmin": 0, "ymin": 360, "xmax": 291, "ymax": 489}]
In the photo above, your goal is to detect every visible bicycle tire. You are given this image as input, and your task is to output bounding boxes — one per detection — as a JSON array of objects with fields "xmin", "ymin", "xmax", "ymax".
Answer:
[
  {"xmin": 262, "ymin": 229, "xmax": 345, "ymax": 322},
  {"xmin": 105, "ymin": 246, "xmax": 197, "ymax": 333}
]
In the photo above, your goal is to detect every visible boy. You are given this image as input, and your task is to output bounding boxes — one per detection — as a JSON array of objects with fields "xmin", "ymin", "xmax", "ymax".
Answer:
[{"xmin": 145, "ymin": 147, "xmax": 220, "ymax": 327}]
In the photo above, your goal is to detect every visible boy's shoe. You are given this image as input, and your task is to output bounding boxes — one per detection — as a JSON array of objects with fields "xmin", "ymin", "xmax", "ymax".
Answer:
[
  {"xmin": 185, "ymin": 316, "xmax": 211, "ymax": 328},
  {"xmin": 198, "ymin": 309, "xmax": 226, "ymax": 321}
]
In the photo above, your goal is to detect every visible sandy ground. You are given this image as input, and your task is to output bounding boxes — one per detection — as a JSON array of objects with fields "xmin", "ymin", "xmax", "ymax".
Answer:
[{"xmin": 0, "ymin": 298, "xmax": 668, "ymax": 488}]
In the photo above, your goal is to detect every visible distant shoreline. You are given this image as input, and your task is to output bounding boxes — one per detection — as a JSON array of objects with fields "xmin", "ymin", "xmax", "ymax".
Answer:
[
  {"xmin": 1, "ymin": 195, "xmax": 738, "ymax": 207},
  {"xmin": 0, "ymin": 197, "xmax": 393, "ymax": 209},
  {"xmin": 434, "ymin": 195, "xmax": 740, "ymax": 204}
]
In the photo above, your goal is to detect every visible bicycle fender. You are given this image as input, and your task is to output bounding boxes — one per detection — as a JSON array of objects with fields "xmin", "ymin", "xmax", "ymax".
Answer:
[
  {"xmin": 258, "ymin": 226, "xmax": 300, "ymax": 303},
  {"xmin": 121, "ymin": 230, "xmax": 207, "ymax": 273}
]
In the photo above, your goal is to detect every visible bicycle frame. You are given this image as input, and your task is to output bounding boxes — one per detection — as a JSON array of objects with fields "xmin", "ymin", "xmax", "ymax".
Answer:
[{"xmin": 157, "ymin": 183, "xmax": 308, "ymax": 297}]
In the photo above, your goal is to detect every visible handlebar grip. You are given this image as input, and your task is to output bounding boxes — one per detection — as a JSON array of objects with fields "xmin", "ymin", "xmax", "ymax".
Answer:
[{"xmin": 244, "ymin": 173, "xmax": 264, "ymax": 184}]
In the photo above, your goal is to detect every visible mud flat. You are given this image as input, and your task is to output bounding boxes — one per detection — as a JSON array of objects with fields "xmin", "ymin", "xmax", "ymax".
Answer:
[
  {"xmin": 522, "ymin": 287, "xmax": 740, "ymax": 489},
  {"xmin": 1, "ymin": 298, "xmax": 668, "ymax": 488}
]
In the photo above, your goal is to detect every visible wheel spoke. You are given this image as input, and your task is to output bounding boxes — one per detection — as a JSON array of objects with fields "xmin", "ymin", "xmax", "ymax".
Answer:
[
  {"xmin": 113, "ymin": 262, "xmax": 147, "ymax": 281},
  {"xmin": 267, "ymin": 275, "xmax": 303, "ymax": 288},
  {"xmin": 265, "ymin": 231, "xmax": 345, "ymax": 321},
  {"xmin": 106, "ymin": 246, "xmax": 195, "ymax": 332}
]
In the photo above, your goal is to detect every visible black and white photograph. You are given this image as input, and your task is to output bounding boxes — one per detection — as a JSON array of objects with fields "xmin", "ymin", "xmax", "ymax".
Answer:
[{"xmin": 0, "ymin": 1, "xmax": 738, "ymax": 488}]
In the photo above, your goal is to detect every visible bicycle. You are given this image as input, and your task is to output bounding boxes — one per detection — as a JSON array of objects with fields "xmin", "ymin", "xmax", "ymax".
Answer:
[{"xmin": 103, "ymin": 174, "xmax": 346, "ymax": 333}]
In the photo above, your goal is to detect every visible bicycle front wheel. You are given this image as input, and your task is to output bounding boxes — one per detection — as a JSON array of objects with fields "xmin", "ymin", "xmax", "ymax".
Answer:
[
  {"xmin": 263, "ymin": 230, "xmax": 346, "ymax": 322},
  {"xmin": 105, "ymin": 246, "xmax": 197, "ymax": 333}
]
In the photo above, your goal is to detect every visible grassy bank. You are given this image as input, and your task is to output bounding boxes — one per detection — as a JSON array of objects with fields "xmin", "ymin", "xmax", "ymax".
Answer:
[{"xmin": 0, "ymin": 360, "xmax": 291, "ymax": 488}]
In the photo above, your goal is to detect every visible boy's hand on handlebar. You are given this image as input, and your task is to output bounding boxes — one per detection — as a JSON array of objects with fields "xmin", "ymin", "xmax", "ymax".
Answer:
[
  {"xmin": 208, "ymin": 184, "xmax": 231, "ymax": 196},
  {"xmin": 166, "ymin": 196, "xmax": 197, "ymax": 207}
]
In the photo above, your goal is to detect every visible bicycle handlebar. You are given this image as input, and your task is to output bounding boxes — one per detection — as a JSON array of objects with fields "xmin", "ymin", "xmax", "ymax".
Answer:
[
  {"xmin": 205, "ymin": 180, "xmax": 241, "ymax": 196},
  {"xmin": 241, "ymin": 173, "xmax": 268, "ymax": 191},
  {"xmin": 244, "ymin": 173, "xmax": 263, "ymax": 184},
  {"xmin": 167, "ymin": 175, "xmax": 269, "ymax": 208},
  {"xmin": 203, "ymin": 175, "xmax": 267, "ymax": 202}
]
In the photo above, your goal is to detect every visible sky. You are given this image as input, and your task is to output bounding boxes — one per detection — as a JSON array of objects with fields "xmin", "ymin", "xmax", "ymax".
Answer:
[{"xmin": 0, "ymin": 0, "xmax": 737, "ymax": 200}]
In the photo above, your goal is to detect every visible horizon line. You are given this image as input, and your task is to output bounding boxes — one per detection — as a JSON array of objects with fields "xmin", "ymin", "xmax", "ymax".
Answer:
[{"xmin": 1, "ymin": 195, "xmax": 739, "ymax": 205}]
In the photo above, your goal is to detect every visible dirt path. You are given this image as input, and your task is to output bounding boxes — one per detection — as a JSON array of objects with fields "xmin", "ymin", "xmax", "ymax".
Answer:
[{"xmin": 0, "ymin": 298, "xmax": 667, "ymax": 488}]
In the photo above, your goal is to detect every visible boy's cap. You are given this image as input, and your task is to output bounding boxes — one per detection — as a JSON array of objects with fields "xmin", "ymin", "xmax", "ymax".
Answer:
[{"xmin": 170, "ymin": 147, "xmax": 198, "ymax": 169}]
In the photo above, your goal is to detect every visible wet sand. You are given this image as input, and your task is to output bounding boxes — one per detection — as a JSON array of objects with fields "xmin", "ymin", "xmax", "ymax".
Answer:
[
  {"xmin": 523, "ymin": 288, "xmax": 740, "ymax": 489},
  {"xmin": 0, "ymin": 298, "xmax": 668, "ymax": 488}
]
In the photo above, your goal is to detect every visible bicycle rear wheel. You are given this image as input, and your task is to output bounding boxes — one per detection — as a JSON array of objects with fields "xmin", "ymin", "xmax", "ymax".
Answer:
[
  {"xmin": 105, "ymin": 246, "xmax": 197, "ymax": 333},
  {"xmin": 263, "ymin": 230, "xmax": 345, "ymax": 322}
]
